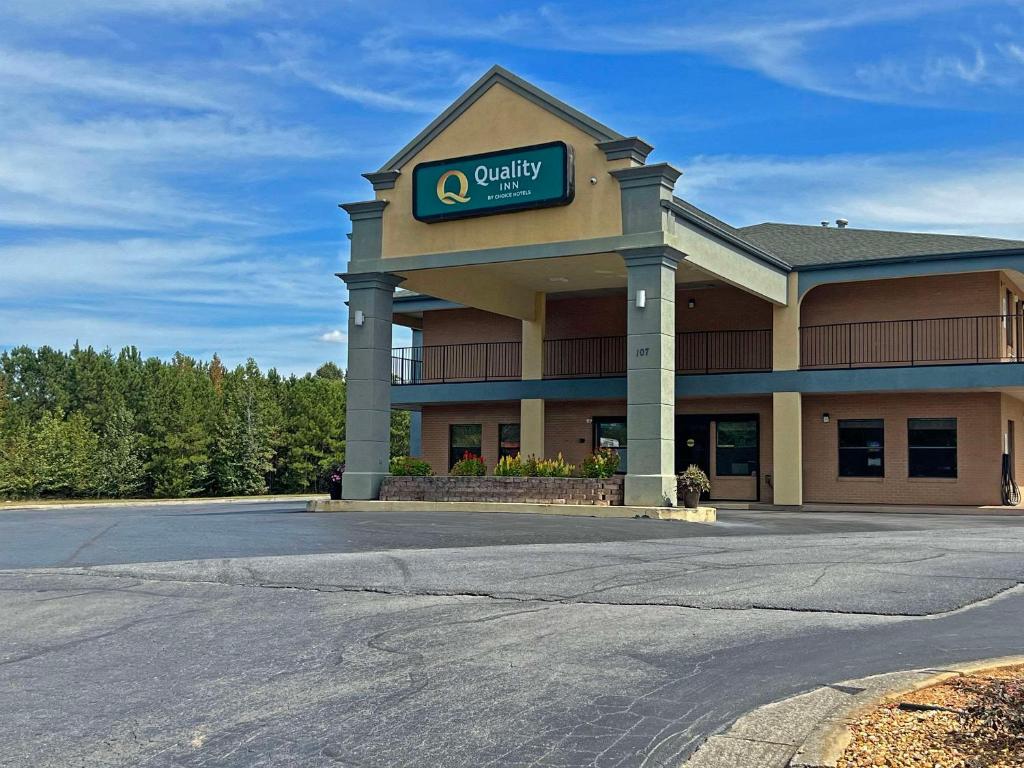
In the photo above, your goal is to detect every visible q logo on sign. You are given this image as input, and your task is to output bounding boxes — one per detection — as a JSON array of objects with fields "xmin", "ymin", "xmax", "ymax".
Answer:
[{"xmin": 436, "ymin": 169, "xmax": 471, "ymax": 206}]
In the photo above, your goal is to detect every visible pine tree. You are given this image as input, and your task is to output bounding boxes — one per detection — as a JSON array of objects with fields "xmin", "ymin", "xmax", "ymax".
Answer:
[{"xmin": 95, "ymin": 406, "xmax": 145, "ymax": 498}]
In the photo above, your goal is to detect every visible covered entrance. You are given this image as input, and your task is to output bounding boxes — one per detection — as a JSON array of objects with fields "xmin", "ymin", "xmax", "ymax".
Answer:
[{"xmin": 676, "ymin": 414, "xmax": 760, "ymax": 501}]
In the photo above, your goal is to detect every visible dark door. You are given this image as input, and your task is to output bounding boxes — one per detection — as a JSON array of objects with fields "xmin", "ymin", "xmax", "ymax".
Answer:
[{"xmin": 676, "ymin": 415, "xmax": 711, "ymax": 497}]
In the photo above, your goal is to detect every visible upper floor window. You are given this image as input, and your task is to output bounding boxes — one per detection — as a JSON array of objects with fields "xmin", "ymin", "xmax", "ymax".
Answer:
[
  {"xmin": 838, "ymin": 419, "xmax": 884, "ymax": 477},
  {"xmin": 1006, "ymin": 289, "xmax": 1016, "ymax": 346},
  {"xmin": 908, "ymin": 418, "xmax": 957, "ymax": 478},
  {"xmin": 449, "ymin": 424, "xmax": 482, "ymax": 470},
  {"xmin": 498, "ymin": 423, "xmax": 521, "ymax": 459}
]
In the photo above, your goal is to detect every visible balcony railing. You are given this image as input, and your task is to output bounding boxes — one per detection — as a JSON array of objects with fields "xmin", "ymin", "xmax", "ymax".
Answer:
[
  {"xmin": 800, "ymin": 314, "xmax": 1024, "ymax": 369},
  {"xmin": 392, "ymin": 328, "xmax": 772, "ymax": 385}
]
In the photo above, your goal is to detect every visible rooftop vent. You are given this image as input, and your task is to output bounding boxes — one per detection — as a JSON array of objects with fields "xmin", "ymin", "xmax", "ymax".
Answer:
[
  {"xmin": 836, "ymin": 218, "xmax": 849, "ymax": 228},
  {"xmin": 820, "ymin": 220, "xmax": 829, "ymax": 227}
]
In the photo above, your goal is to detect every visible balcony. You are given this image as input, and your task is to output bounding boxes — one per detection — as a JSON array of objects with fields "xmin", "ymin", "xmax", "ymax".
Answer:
[
  {"xmin": 800, "ymin": 314, "xmax": 1024, "ymax": 369},
  {"xmin": 391, "ymin": 329, "xmax": 772, "ymax": 385}
]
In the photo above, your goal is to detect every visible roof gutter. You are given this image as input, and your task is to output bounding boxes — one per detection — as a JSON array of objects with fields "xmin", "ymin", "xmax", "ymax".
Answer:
[{"xmin": 793, "ymin": 247, "xmax": 1024, "ymax": 272}]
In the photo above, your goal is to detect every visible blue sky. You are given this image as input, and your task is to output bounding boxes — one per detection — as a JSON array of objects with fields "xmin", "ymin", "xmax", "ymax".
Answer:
[{"xmin": 3, "ymin": 0, "xmax": 1024, "ymax": 375}]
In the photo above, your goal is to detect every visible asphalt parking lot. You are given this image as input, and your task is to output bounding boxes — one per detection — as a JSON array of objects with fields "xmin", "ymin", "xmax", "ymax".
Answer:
[{"xmin": 3, "ymin": 501, "xmax": 1024, "ymax": 767}]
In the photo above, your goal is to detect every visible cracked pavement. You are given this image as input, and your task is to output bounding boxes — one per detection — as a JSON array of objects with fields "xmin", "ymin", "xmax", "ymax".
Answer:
[{"xmin": 2, "ymin": 503, "xmax": 1024, "ymax": 767}]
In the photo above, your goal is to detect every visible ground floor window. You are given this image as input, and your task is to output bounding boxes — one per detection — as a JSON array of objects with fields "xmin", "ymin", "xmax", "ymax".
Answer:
[
  {"xmin": 838, "ymin": 419, "xmax": 885, "ymax": 477},
  {"xmin": 498, "ymin": 423, "xmax": 520, "ymax": 459},
  {"xmin": 908, "ymin": 418, "xmax": 957, "ymax": 478},
  {"xmin": 715, "ymin": 419, "xmax": 758, "ymax": 476},
  {"xmin": 593, "ymin": 418, "xmax": 627, "ymax": 473},
  {"xmin": 449, "ymin": 424, "xmax": 482, "ymax": 469}
]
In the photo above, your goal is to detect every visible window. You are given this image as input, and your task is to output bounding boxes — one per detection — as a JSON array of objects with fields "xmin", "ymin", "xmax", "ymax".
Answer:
[
  {"xmin": 594, "ymin": 418, "xmax": 627, "ymax": 473},
  {"xmin": 498, "ymin": 423, "xmax": 520, "ymax": 459},
  {"xmin": 449, "ymin": 424, "xmax": 482, "ymax": 469},
  {"xmin": 908, "ymin": 418, "xmax": 957, "ymax": 478},
  {"xmin": 838, "ymin": 419, "xmax": 885, "ymax": 477},
  {"xmin": 715, "ymin": 419, "xmax": 758, "ymax": 476}
]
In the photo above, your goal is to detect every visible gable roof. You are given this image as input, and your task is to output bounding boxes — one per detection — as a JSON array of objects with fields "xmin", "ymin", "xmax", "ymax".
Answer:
[
  {"xmin": 737, "ymin": 223, "xmax": 1024, "ymax": 268},
  {"xmin": 375, "ymin": 65, "xmax": 624, "ymax": 173}
]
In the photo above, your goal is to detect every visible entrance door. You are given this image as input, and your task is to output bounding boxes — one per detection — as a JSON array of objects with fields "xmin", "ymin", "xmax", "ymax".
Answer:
[
  {"xmin": 677, "ymin": 414, "xmax": 760, "ymax": 501},
  {"xmin": 676, "ymin": 416, "xmax": 712, "ymax": 498}
]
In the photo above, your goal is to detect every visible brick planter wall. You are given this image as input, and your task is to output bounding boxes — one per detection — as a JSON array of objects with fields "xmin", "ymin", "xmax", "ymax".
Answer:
[{"xmin": 380, "ymin": 475, "xmax": 625, "ymax": 506}]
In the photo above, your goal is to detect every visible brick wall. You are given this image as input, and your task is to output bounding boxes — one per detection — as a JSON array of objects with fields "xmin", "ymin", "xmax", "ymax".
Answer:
[
  {"xmin": 380, "ymin": 475, "xmax": 625, "ymax": 505},
  {"xmin": 802, "ymin": 392, "xmax": 1003, "ymax": 506},
  {"xmin": 421, "ymin": 307, "xmax": 520, "ymax": 347},
  {"xmin": 801, "ymin": 272, "xmax": 1000, "ymax": 326}
]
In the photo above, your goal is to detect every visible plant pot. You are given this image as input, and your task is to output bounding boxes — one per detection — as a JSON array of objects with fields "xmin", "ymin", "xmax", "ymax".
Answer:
[
  {"xmin": 329, "ymin": 481, "xmax": 342, "ymax": 501},
  {"xmin": 682, "ymin": 488, "xmax": 701, "ymax": 509}
]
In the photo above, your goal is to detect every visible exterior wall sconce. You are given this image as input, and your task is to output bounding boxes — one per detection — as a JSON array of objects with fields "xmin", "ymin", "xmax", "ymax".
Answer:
[
  {"xmin": 353, "ymin": 310, "xmax": 365, "ymax": 327},
  {"xmin": 636, "ymin": 289, "xmax": 646, "ymax": 309},
  {"xmin": 822, "ymin": 413, "xmax": 830, "ymax": 423},
  {"xmin": 687, "ymin": 298, "xmax": 696, "ymax": 309}
]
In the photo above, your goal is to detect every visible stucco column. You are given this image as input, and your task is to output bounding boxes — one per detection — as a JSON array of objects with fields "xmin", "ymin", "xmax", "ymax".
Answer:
[
  {"xmin": 772, "ymin": 272, "xmax": 800, "ymax": 371},
  {"xmin": 622, "ymin": 247, "xmax": 679, "ymax": 507},
  {"xmin": 521, "ymin": 292, "xmax": 546, "ymax": 458},
  {"xmin": 341, "ymin": 271, "xmax": 404, "ymax": 499},
  {"xmin": 772, "ymin": 391, "xmax": 803, "ymax": 507}
]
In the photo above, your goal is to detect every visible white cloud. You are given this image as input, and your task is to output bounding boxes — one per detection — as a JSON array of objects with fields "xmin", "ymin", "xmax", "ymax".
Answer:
[
  {"xmin": 319, "ymin": 330, "xmax": 346, "ymax": 343},
  {"xmin": 681, "ymin": 148, "xmax": 1024, "ymax": 239}
]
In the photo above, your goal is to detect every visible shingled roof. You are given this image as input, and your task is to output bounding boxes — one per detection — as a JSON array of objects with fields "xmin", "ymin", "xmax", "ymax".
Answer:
[{"xmin": 737, "ymin": 222, "xmax": 1024, "ymax": 268}]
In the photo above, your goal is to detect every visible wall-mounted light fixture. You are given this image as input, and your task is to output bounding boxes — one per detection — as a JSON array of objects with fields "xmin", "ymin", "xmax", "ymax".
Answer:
[
  {"xmin": 636, "ymin": 289, "xmax": 646, "ymax": 309},
  {"xmin": 354, "ymin": 310, "xmax": 365, "ymax": 327},
  {"xmin": 687, "ymin": 298, "xmax": 696, "ymax": 309},
  {"xmin": 822, "ymin": 413, "xmax": 830, "ymax": 423}
]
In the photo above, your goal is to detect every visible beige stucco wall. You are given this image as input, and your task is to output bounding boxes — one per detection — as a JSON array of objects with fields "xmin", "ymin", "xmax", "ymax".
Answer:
[{"xmin": 378, "ymin": 83, "xmax": 627, "ymax": 259}]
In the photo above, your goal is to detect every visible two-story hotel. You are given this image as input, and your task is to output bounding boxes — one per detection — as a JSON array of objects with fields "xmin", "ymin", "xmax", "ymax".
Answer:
[{"xmin": 340, "ymin": 65, "xmax": 1024, "ymax": 509}]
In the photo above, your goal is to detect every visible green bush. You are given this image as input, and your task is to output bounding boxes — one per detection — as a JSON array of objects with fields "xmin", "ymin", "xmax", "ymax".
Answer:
[
  {"xmin": 580, "ymin": 448, "xmax": 620, "ymax": 478},
  {"xmin": 450, "ymin": 452, "xmax": 486, "ymax": 476},
  {"xmin": 494, "ymin": 454, "xmax": 527, "ymax": 476},
  {"xmin": 390, "ymin": 456, "xmax": 433, "ymax": 476},
  {"xmin": 678, "ymin": 464, "xmax": 711, "ymax": 493},
  {"xmin": 524, "ymin": 453, "xmax": 575, "ymax": 477}
]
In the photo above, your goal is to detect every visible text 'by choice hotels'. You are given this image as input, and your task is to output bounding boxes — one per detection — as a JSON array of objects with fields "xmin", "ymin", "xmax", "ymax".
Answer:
[{"xmin": 413, "ymin": 141, "xmax": 574, "ymax": 223}]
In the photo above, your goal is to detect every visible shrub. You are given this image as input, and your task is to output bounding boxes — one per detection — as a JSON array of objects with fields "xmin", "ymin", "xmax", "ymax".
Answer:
[
  {"xmin": 494, "ymin": 454, "xmax": 527, "ymax": 476},
  {"xmin": 580, "ymin": 448, "xmax": 620, "ymax": 478},
  {"xmin": 390, "ymin": 456, "xmax": 433, "ymax": 476},
  {"xmin": 678, "ymin": 464, "xmax": 711, "ymax": 493},
  {"xmin": 524, "ymin": 453, "xmax": 575, "ymax": 477},
  {"xmin": 450, "ymin": 452, "xmax": 486, "ymax": 476}
]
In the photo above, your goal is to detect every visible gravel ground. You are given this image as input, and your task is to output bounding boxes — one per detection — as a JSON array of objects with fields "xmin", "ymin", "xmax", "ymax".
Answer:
[{"xmin": 838, "ymin": 664, "xmax": 1024, "ymax": 768}]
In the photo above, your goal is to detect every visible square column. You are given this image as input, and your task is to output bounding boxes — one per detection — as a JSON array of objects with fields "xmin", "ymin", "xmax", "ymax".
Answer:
[
  {"xmin": 520, "ymin": 292, "xmax": 546, "ymax": 459},
  {"xmin": 772, "ymin": 391, "xmax": 803, "ymax": 507},
  {"xmin": 341, "ymin": 271, "xmax": 404, "ymax": 499},
  {"xmin": 622, "ymin": 248, "xmax": 680, "ymax": 507}
]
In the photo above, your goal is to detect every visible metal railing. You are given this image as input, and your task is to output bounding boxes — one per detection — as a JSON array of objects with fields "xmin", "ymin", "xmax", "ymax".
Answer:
[
  {"xmin": 800, "ymin": 314, "xmax": 1024, "ymax": 369},
  {"xmin": 393, "ymin": 328, "xmax": 773, "ymax": 384},
  {"xmin": 391, "ymin": 341, "xmax": 521, "ymax": 384}
]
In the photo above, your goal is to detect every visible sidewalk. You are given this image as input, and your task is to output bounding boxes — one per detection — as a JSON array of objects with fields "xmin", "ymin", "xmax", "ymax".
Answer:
[{"xmin": 716, "ymin": 501, "xmax": 1024, "ymax": 516}]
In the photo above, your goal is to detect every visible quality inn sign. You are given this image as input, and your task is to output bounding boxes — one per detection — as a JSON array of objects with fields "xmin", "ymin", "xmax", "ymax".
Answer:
[{"xmin": 413, "ymin": 141, "xmax": 574, "ymax": 223}]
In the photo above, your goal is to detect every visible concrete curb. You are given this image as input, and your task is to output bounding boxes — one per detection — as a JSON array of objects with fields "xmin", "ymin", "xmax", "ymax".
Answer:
[
  {"xmin": 0, "ymin": 495, "xmax": 327, "ymax": 512},
  {"xmin": 681, "ymin": 655, "xmax": 1024, "ymax": 768},
  {"xmin": 306, "ymin": 499, "xmax": 717, "ymax": 523}
]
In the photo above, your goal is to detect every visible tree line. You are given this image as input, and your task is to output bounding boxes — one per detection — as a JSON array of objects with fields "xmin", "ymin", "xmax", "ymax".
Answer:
[{"xmin": 0, "ymin": 345, "xmax": 408, "ymax": 500}]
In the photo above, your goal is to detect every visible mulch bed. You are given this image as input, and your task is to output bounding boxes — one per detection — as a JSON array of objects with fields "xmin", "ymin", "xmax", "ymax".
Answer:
[{"xmin": 837, "ymin": 663, "xmax": 1024, "ymax": 768}]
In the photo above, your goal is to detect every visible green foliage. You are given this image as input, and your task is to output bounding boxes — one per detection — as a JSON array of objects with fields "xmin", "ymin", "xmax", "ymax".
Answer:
[
  {"xmin": 450, "ymin": 452, "xmax": 486, "ymax": 476},
  {"xmin": 524, "ymin": 453, "xmax": 575, "ymax": 477},
  {"xmin": 0, "ymin": 345, "xmax": 411, "ymax": 500},
  {"xmin": 390, "ymin": 456, "xmax": 433, "ymax": 476},
  {"xmin": 678, "ymin": 464, "xmax": 711, "ymax": 493},
  {"xmin": 95, "ymin": 406, "xmax": 145, "ymax": 498},
  {"xmin": 494, "ymin": 454, "xmax": 527, "ymax": 476},
  {"xmin": 580, "ymin": 448, "xmax": 620, "ymax": 478}
]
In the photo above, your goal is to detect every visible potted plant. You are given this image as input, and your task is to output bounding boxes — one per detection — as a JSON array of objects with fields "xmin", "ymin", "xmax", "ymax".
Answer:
[
  {"xmin": 678, "ymin": 464, "xmax": 710, "ymax": 509},
  {"xmin": 329, "ymin": 464, "xmax": 344, "ymax": 500}
]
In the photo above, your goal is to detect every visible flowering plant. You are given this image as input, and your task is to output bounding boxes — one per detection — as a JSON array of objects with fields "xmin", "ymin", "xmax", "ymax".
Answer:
[{"xmin": 450, "ymin": 451, "xmax": 487, "ymax": 476}]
